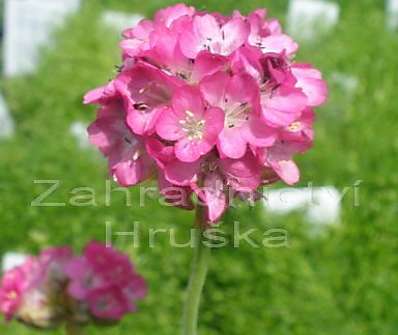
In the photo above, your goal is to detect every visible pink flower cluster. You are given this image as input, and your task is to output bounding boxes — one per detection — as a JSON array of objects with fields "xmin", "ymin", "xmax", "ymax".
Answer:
[
  {"xmin": 85, "ymin": 4, "xmax": 328, "ymax": 222},
  {"xmin": 65, "ymin": 241, "xmax": 147, "ymax": 321},
  {"xmin": 0, "ymin": 242, "xmax": 147, "ymax": 327}
]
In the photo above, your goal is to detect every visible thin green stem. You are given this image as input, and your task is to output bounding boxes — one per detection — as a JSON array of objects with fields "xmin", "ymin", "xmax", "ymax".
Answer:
[{"xmin": 182, "ymin": 205, "xmax": 211, "ymax": 335}]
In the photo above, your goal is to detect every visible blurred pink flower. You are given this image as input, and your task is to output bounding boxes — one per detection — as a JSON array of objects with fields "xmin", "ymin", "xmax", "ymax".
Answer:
[{"xmin": 65, "ymin": 242, "xmax": 147, "ymax": 321}]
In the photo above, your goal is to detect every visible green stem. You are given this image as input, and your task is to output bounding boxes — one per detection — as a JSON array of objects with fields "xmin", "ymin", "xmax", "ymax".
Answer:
[{"xmin": 182, "ymin": 205, "xmax": 211, "ymax": 335}]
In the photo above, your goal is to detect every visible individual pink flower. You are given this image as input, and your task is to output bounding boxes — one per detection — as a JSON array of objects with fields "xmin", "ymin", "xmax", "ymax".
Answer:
[
  {"xmin": 200, "ymin": 72, "xmax": 276, "ymax": 159},
  {"xmin": 179, "ymin": 14, "xmax": 250, "ymax": 58},
  {"xmin": 88, "ymin": 102, "xmax": 154, "ymax": 187},
  {"xmin": 115, "ymin": 63, "xmax": 181, "ymax": 135},
  {"xmin": 156, "ymin": 86, "xmax": 224, "ymax": 162}
]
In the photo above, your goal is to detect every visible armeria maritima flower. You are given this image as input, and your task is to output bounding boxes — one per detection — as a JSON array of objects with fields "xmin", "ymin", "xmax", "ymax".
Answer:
[
  {"xmin": 85, "ymin": 3, "xmax": 328, "ymax": 223},
  {"xmin": 0, "ymin": 243, "xmax": 147, "ymax": 328}
]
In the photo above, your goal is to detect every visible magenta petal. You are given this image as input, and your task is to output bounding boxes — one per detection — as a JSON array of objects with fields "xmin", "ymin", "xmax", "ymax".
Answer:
[
  {"xmin": 172, "ymin": 86, "xmax": 204, "ymax": 116},
  {"xmin": 271, "ymin": 159, "xmax": 300, "ymax": 185},
  {"xmin": 175, "ymin": 138, "xmax": 210, "ymax": 162},
  {"xmin": 201, "ymin": 172, "xmax": 227, "ymax": 222},
  {"xmin": 164, "ymin": 160, "xmax": 200, "ymax": 186},
  {"xmin": 261, "ymin": 87, "xmax": 307, "ymax": 127},
  {"xmin": 292, "ymin": 65, "xmax": 328, "ymax": 107},
  {"xmin": 221, "ymin": 153, "xmax": 262, "ymax": 191},
  {"xmin": 218, "ymin": 128, "xmax": 247, "ymax": 159},
  {"xmin": 243, "ymin": 117, "xmax": 277, "ymax": 147},
  {"xmin": 199, "ymin": 72, "xmax": 229, "ymax": 107},
  {"xmin": 191, "ymin": 52, "xmax": 227, "ymax": 83},
  {"xmin": 112, "ymin": 158, "xmax": 152, "ymax": 187},
  {"xmin": 126, "ymin": 106, "xmax": 162, "ymax": 135},
  {"xmin": 156, "ymin": 106, "xmax": 184, "ymax": 141},
  {"xmin": 179, "ymin": 30, "xmax": 201, "ymax": 58},
  {"xmin": 203, "ymin": 107, "xmax": 225, "ymax": 143},
  {"xmin": 261, "ymin": 34, "xmax": 298, "ymax": 55},
  {"xmin": 221, "ymin": 18, "xmax": 250, "ymax": 55}
]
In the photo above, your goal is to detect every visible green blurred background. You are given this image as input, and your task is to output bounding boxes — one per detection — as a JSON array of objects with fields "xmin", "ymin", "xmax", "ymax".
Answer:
[{"xmin": 0, "ymin": 0, "xmax": 398, "ymax": 334}]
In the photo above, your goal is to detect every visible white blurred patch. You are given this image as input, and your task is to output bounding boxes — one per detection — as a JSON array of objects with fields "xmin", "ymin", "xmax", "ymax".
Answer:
[
  {"xmin": 3, "ymin": 0, "xmax": 81, "ymax": 77},
  {"xmin": 2, "ymin": 252, "xmax": 28, "ymax": 272},
  {"xmin": 331, "ymin": 72, "xmax": 359, "ymax": 94},
  {"xmin": 101, "ymin": 10, "xmax": 144, "ymax": 32},
  {"xmin": 287, "ymin": 0, "xmax": 340, "ymax": 41},
  {"xmin": 387, "ymin": 0, "xmax": 398, "ymax": 30},
  {"xmin": 70, "ymin": 121, "xmax": 89, "ymax": 149},
  {"xmin": 263, "ymin": 187, "xmax": 341, "ymax": 225},
  {"xmin": 0, "ymin": 94, "xmax": 14, "ymax": 138}
]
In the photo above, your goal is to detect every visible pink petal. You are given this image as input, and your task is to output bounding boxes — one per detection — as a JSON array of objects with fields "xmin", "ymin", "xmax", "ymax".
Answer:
[
  {"xmin": 199, "ymin": 72, "xmax": 229, "ymax": 107},
  {"xmin": 226, "ymin": 73, "xmax": 259, "ymax": 103},
  {"xmin": 84, "ymin": 81, "xmax": 116, "ymax": 105},
  {"xmin": 179, "ymin": 30, "xmax": 202, "ymax": 58},
  {"xmin": 220, "ymin": 152, "xmax": 262, "ymax": 191},
  {"xmin": 156, "ymin": 106, "xmax": 185, "ymax": 141},
  {"xmin": 164, "ymin": 160, "xmax": 200, "ymax": 186},
  {"xmin": 261, "ymin": 86, "xmax": 307, "ymax": 127},
  {"xmin": 221, "ymin": 18, "xmax": 250, "ymax": 55},
  {"xmin": 201, "ymin": 172, "xmax": 227, "ymax": 222},
  {"xmin": 175, "ymin": 138, "xmax": 211, "ymax": 162},
  {"xmin": 243, "ymin": 117, "xmax": 277, "ymax": 147},
  {"xmin": 270, "ymin": 159, "xmax": 300, "ymax": 185},
  {"xmin": 218, "ymin": 128, "xmax": 247, "ymax": 159},
  {"xmin": 172, "ymin": 86, "xmax": 204, "ymax": 117},
  {"xmin": 191, "ymin": 52, "xmax": 228, "ymax": 83},
  {"xmin": 155, "ymin": 3, "xmax": 195, "ymax": 27},
  {"xmin": 145, "ymin": 138, "xmax": 174, "ymax": 169},
  {"xmin": 112, "ymin": 157, "xmax": 152, "ymax": 187},
  {"xmin": 291, "ymin": 65, "xmax": 328, "ymax": 107},
  {"xmin": 261, "ymin": 34, "xmax": 298, "ymax": 55},
  {"xmin": 126, "ymin": 106, "xmax": 162, "ymax": 135},
  {"xmin": 203, "ymin": 107, "xmax": 225, "ymax": 144}
]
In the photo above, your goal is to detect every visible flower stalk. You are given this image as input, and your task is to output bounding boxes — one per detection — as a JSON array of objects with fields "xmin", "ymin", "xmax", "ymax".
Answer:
[{"xmin": 182, "ymin": 205, "xmax": 211, "ymax": 335}]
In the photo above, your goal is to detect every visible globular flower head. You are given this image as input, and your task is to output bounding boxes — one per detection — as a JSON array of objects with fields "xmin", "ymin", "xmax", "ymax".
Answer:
[
  {"xmin": 85, "ymin": 3, "xmax": 328, "ymax": 223},
  {"xmin": 0, "ymin": 244, "xmax": 147, "ymax": 328}
]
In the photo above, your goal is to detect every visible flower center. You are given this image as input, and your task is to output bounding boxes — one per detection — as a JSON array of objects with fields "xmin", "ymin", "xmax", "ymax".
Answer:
[
  {"xmin": 287, "ymin": 121, "xmax": 302, "ymax": 132},
  {"xmin": 179, "ymin": 111, "xmax": 205, "ymax": 140},
  {"xmin": 225, "ymin": 103, "xmax": 250, "ymax": 129}
]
